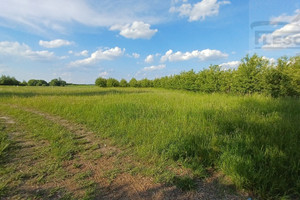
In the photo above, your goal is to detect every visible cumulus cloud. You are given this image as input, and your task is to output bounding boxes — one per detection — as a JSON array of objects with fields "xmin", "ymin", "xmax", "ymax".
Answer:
[
  {"xmin": 70, "ymin": 47, "xmax": 124, "ymax": 67},
  {"xmin": 161, "ymin": 49, "xmax": 228, "ymax": 62},
  {"xmin": 110, "ymin": 21, "xmax": 158, "ymax": 39},
  {"xmin": 145, "ymin": 54, "xmax": 154, "ymax": 63},
  {"xmin": 219, "ymin": 61, "xmax": 241, "ymax": 70},
  {"xmin": 143, "ymin": 64, "xmax": 166, "ymax": 71},
  {"xmin": 260, "ymin": 9, "xmax": 300, "ymax": 49},
  {"xmin": 170, "ymin": 0, "xmax": 230, "ymax": 21},
  {"xmin": 39, "ymin": 39, "xmax": 73, "ymax": 48},
  {"xmin": 0, "ymin": 41, "xmax": 58, "ymax": 61}
]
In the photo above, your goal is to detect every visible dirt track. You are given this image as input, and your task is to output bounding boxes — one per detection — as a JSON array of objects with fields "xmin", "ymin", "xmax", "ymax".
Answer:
[{"xmin": 1, "ymin": 104, "xmax": 246, "ymax": 199}]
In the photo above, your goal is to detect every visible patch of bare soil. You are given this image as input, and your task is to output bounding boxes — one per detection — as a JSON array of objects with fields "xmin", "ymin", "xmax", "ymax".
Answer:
[
  {"xmin": 4, "ymin": 105, "xmax": 247, "ymax": 199},
  {"xmin": 0, "ymin": 115, "xmax": 71, "ymax": 199}
]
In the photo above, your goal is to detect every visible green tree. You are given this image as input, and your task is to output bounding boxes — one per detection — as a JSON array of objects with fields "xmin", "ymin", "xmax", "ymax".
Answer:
[
  {"xmin": 139, "ymin": 78, "xmax": 153, "ymax": 87},
  {"xmin": 36, "ymin": 80, "xmax": 48, "ymax": 86},
  {"xmin": 0, "ymin": 75, "xmax": 20, "ymax": 85},
  {"xmin": 106, "ymin": 78, "xmax": 120, "ymax": 87},
  {"xmin": 20, "ymin": 80, "xmax": 27, "ymax": 86},
  {"xmin": 119, "ymin": 79, "xmax": 128, "ymax": 87},
  {"xmin": 49, "ymin": 78, "xmax": 66, "ymax": 86},
  {"xmin": 232, "ymin": 54, "xmax": 268, "ymax": 94},
  {"xmin": 95, "ymin": 77, "xmax": 107, "ymax": 87},
  {"xmin": 129, "ymin": 78, "xmax": 138, "ymax": 87},
  {"xmin": 180, "ymin": 70, "xmax": 197, "ymax": 91},
  {"xmin": 27, "ymin": 79, "xmax": 38, "ymax": 86}
]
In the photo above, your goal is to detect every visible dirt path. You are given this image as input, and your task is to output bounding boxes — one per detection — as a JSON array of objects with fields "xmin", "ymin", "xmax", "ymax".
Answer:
[
  {"xmin": 2, "ymin": 104, "xmax": 246, "ymax": 199},
  {"xmin": 0, "ymin": 115, "xmax": 72, "ymax": 199}
]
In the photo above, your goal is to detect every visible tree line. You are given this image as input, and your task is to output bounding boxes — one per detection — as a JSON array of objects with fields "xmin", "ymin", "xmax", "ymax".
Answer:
[
  {"xmin": 95, "ymin": 54, "xmax": 300, "ymax": 97},
  {"xmin": 0, "ymin": 76, "xmax": 67, "ymax": 86}
]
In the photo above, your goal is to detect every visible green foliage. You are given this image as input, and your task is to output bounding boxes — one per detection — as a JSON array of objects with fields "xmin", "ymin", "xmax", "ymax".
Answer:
[
  {"xmin": 20, "ymin": 80, "xmax": 27, "ymax": 86},
  {"xmin": 119, "ymin": 79, "xmax": 128, "ymax": 87},
  {"xmin": 231, "ymin": 54, "xmax": 268, "ymax": 94},
  {"xmin": 139, "ymin": 78, "xmax": 153, "ymax": 87},
  {"xmin": 37, "ymin": 80, "xmax": 48, "ymax": 86},
  {"xmin": 95, "ymin": 77, "xmax": 107, "ymax": 87},
  {"xmin": 27, "ymin": 79, "xmax": 38, "ymax": 86},
  {"xmin": 0, "ymin": 75, "xmax": 20, "ymax": 85},
  {"xmin": 0, "ymin": 125, "xmax": 11, "ymax": 163},
  {"xmin": 2, "ymin": 86, "xmax": 299, "ymax": 198},
  {"xmin": 129, "ymin": 78, "xmax": 139, "ymax": 87},
  {"xmin": 49, "ymin": 78, "xmax": 66, "ymax": 86},
  {"xmin": 110, "ymin": 54, "xmax": 300, "ymax": 97},
  {"xmin": 106, "ymin": 78, "xmax": 120, "ymax": 87},
  {"xmin": 28, "ymin": 79, "xmax": 49, "ymax": 86}
]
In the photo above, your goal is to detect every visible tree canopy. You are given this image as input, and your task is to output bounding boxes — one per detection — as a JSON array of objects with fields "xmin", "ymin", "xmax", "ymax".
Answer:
[{"xmin": 95, "ymin": 54, "xmax": 300, "ymax": 97}]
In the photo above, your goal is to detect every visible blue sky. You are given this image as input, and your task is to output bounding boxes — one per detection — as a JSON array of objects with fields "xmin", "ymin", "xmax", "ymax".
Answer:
[{"xmin": 0, "ymin": 0, "xmax": 299, "ymax": 84}]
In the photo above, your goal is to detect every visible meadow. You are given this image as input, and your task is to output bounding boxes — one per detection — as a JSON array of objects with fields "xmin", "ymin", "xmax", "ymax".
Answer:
[{"xmin": 0, "ymin": 86, "xmax": 299, "ymax": 199}]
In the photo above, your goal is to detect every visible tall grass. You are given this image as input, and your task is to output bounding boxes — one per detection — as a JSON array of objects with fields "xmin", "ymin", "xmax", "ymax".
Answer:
[
  {"xmin": 1, "ymin": 86, "xmax": 299, "ymax": 198},
  {"xmin": 0, "ymin": 124, "xmax": 11, "ymax": 163}
]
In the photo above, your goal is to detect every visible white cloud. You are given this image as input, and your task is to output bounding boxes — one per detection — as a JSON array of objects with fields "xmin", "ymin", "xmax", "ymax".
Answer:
[
  {"xmin": 39, "ymin": 39, "xmax": 73, "ymax": 48},
  {"xmin": 170, "ymin": 0, "xmax": 230, "ymax": 21},
  {"xmin": 0, "ymin": 41, "xmax": 57, "ymax": 61},
  {"xmin": 161, "ymin": 49, "xmax": 228, "ymax": 62},
  {"xmin": 0, "ymin": 0, "xmax": 169, "ymax": 34},
  {"xmin": 143, "ymin": 64, "xmax": 166, "ymax": 71},
  {"xmin": 260, "ymin": 9, "xmax": 300, "ymax": 49},
  {"xmin": 110, "ymin": 21, "xmax": 158, "ymax": 39},
  {"xmin": 145, "ymin": 54, "xmax": 154, "ymax": 63},
  {"xmin": 132, "ymin": 53, "xmax": 140, "ymax": 58},
  {"xmin": 70, "ymin": 47, "xmax": 124, "ymax": 67},
  {"xmin": 270, "ymin": 9, "xmax": 300, "ymax": 24},
  {"xmin": 219, "ymin": 61, "xmax": 241, "ymax": 70},
  {"xmin": 69, "ymin": 50, "xmax": 89, "ymax": 57},
  {"xmin": 262, "ymin": 56, "xmax": 276, "ymax": 64},
  {"xmin": 77, "ymin": 50, "xmax": 89, "ymax": 57},
  {"xmin": 99, "ymin": 71, "xmax": 109, "ymax": 78}
]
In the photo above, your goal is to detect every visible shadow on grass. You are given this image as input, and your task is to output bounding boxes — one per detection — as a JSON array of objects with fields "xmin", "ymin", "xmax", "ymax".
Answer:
[
  {"xmin": 157, "ymin": 97, "xmax": 300, "ymax": 198},
  {"xmin": 91, "ymin": 175, "xmax": 242, "ymax": 200},
  {"xmin": 1, "ymin": 186, "xmax": 74, "ymax": 200},
  {"xmin": 206, "ymin": 97, "xmax": 300, "ymax": 198}
]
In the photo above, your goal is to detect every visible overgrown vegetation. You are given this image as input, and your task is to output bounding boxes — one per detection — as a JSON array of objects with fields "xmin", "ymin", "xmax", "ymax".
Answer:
[
  {"xmin": 0, "ymin": 76, "xmax": 67, "ymax": 87},
  {"xmin": 0, "ymin": 124, "xmax": 12, "ymax": 164},
  {"xmin": 95, "ymin": 54, "xmax": 300, "ymax": 97},
  {"xmin": 1, "ymin": 54, "xmax": 299, "ymax": 199},
  {"xmin": 0, "ymin": 75, "xmax": 20, "ymax": 86},
  {"xmin": 1, "ymin": 86, "xmax": 299, "ymax": 199}
]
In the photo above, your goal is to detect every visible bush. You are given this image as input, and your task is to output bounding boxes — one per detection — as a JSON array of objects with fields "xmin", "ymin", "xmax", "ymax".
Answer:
[
  {"xmin": 119, "ymin": 79, "xmax": 128, "ymax": 87},
  {"xmin": 49, "ymin": 78, "xmax": 66, "ymax": 86},
  {"xmin": 95, "ymin": 77, "xmax": 107, "ymax": 87},
  {"xmin": 0, "ymin": 75, "xmax": 20, "ymax": 85},
  {"xmin": 106, "ymin": 78, "xmax": 119, "ymax": 87},
  {"xmin": 129, "ymin": 78, "xmax": 139, "ymax": 87},
  {"xmin": 28, "ymin": 79, "xmax": 49, "ymax": 86}
]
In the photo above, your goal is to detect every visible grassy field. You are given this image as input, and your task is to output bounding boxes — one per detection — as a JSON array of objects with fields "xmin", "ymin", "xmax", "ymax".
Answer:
[{"xmin": 0, "ymin": 86, "xmax": 299, "ymax": 199}]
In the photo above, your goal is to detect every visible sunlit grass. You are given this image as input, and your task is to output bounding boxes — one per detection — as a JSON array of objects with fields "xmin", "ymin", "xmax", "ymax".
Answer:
[{"xmin": 0, "ymin": 86, "xmax": 299, "ymax": 198}]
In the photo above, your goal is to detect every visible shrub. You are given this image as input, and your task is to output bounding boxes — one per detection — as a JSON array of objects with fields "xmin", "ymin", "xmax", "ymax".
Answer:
[
  {"xmin": 119, "ymin": 79, "xmax": 128, "ymax": 87},
  {"xmin": 0, "ymin": 75, "xmax": 20, "ymax": 85},
  {"xmin": 95, "ymin": 77, "xmax": 107, "ymax": 87},
  {"xmin": 106, "ymin": 78, "xmax": 119, "ymax": 87}
]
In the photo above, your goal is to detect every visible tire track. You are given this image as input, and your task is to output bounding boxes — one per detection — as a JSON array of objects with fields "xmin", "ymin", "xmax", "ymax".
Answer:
[{"xmin": 5, "ymin": 103, "xmax": 246, "ymax": 200}]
